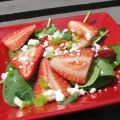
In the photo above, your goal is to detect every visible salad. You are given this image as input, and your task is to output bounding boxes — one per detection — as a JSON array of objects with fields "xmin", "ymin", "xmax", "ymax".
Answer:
[{"xmin": 0, "ymin": 11, "xmax": 120, "ymax": 109}]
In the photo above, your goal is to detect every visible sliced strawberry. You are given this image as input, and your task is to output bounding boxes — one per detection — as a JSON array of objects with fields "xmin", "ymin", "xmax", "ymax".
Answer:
[
  {"xmin": 35, "ymin": 58, "xmax": 71, "ymax": 97},
  {"xmin": 11, "ymin": 45, "xmax": 44, "ymax": 80},
  {"xmin": 47, "ymin": 40, "xmax": 67, "ymax": 51},
  {"xmin": 68, "ymin": 21, "xmax": 98, "ymax": 38},
  {"xmin": 3, "ymin": 24, "xmax": 36, "ymax": 51},
  {"xmin": 76, "ymin": 37, "xmax": 92, "ymax": 48},
  {"xmin": 34, "ymin": 58, "xmax": 48, "ymax": 97},
  {"xmin": 34, "ymin": 80, "xmax": 47, "ymax": 97},
  {"xmin": 98, "ymin": 49, "xmax": 115, "ymax": 58},
  {"xmin": 50, "ymin": 49, "xmax": 94, "ymax": 85}
]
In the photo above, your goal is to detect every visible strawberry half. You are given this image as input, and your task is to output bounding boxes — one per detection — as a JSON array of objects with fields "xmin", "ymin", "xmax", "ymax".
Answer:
[
  {"xmin": 68, "ymin": 21, "xmax": 98, "ymax": 38},
  {"xmin": 34, "ymin": 58, "xmax": 49, "ymax": 97},
  {"xmin": 11, "ymin": 45, "xmax": 44, "ymax": 80},
  {"xmin": 3, "ymin": 24, "xmax": 36, "ymax": 51},
  {"xmin": 34, "ymin": 58, "xmax": 71, "ymax": 97},
  {"xmin": 98, "ymin": 49, "xmax": 115, "ymax": 58},
  {"xmin": 50, "ymin": 49, "xmax": 94, "ymax": 85}
]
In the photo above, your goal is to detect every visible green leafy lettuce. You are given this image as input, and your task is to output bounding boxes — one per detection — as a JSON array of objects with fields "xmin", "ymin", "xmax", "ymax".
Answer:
[
  {"xmin": 108, "ymin": 44, "xmax": 120, "ymax": 68},
  {"xmin": 3, "ymin": 69, "xmax": 33, "ymax": 106}
]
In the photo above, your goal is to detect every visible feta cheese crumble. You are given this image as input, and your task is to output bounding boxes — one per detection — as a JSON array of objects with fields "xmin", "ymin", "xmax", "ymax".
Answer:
[
  {"xmin": 1, "ymin": 72, "xmax": 8, "ymax": 80},
  {"xmin": 85, "ymin": 32, "xmax": 93, "ymax": 40},
  {"xmin": 21, "ymin": 45, "xmax": 28, "ymax": 52},
  {"xmin": 18, "ymin": 56, "xmax": 30, "ymax": 65},
  {"xmin": 43, "ymin": 89, "xmax": 56, "ymax": 101},
  {"xmin": 67, "ymin": 84, "xmax": 86, "ymax": 96},
  {"xmin": 28, "ymin": 39, "xmax": 39, "ymax": 46},
  {"xmin": 43, "ymin": 47, "xmax": 55, "ymax": 57},
  {"xmin": 43, "ymin": 41, "xmax": 48, "ymax": 48},
  {"xmin": 89, "ymin": 88, "xmax": 97, "ymax": 93},
  {"xmin": 54, "ymin": 89, "xmax": 65, "ymax": 102},
  {"xmin": 14, "ymin": 97, "xmax": 24, "ymax": 108},
  {"xmin": 43, "ymin": 89, "xmax": 65, "ymax": 102}
]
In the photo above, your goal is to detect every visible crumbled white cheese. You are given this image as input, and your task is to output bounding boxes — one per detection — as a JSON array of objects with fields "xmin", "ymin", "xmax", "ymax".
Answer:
[
  {"xmin": 18, "ymin": 56, "xmax": 30, "ymax": 65},
  {"xmin": 63, "ymin": 50, "xmax": 68, "ymax": 54},
  {"xmin": 59, "ymin": 43, "xmax": 65, "ymax": 47},
  {"xmin": 67, "ymin": 84, "xmax": 86, "ymax": 96},
  {"xmin": 93, "ymin": 43, "xmax": 101, "ymax": 51},
  {"xmin": 19, "ymin": 65, "xmax": 23, "ymax": 69},
  {"xmin": 42, "ymin": 41, "xmax": 48, "ymax": 48},
  {"xmin": 69, "ymin": 43, "xmax": 80, "ymax": 52},
  {"xmin": 71, "ymin": 29, "xmax": 75, "ymax": 33},
  {"xmin": 13, "ymin": 57, "xmax": 17, "ymax": 61},
  {"xmin": 21, "ymin": 45, "xmax": 28, "ymax": 52},
  {"xmin": 28, "ymin": 39, "xmax": 39, "ymax": 46},
  {"xmin": 48, "ymin": 35, "xmax": 53, "ymax": 40},
  {"xmin": 54, "ymin": 89, "xmax": 65, "ymax": 102},
  {"xmin": 92, "ymin": 43, "xmax": 101, "ymax": 57},
  {"xmin": 70, "ymin": 53, "xmax": 73, "ymax": 57},
  {"xmin": 14, "ymin": 97, "xmax": 24, "ymax": 108},
  {"xmin": 44, "ymin": 89, "xmax": 65, "ymax": 102},
  {"xmin": 89, "ymin": 88, "xmax": 97, "ymax": 93},
  {"xmin": 63, "ymin": 29, "xmax": 68, "ymax": 33},
  {"xmin": 1, "ymin": 72, "xmax": 8, "ymax": 80},
  {"xmin": 30, "ymin": 53, "xmax": 35, "ymax": 57},
  {"xmin": 43, "ymin": 47, "xmax": 55, "ymax": 57},
  {"xmin": 85, "ymin": 32, "xmax": 93, "ymax": 40},
  {"xmin": 44, "ymin": 89, "xmax": 56, "ymax": 101},
  {"xmin": 54, "ymin": 49, "xmax": 63, "ymax": 56},
  {"xmin": 52, "ymin": 30, "xmax": 62, "ymax": 39}
]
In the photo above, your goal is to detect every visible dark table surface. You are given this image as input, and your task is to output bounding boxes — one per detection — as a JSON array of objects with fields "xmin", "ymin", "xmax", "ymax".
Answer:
[{"xmin": 0, "ymin": 0, "xmax": 120, "ymax": 120}]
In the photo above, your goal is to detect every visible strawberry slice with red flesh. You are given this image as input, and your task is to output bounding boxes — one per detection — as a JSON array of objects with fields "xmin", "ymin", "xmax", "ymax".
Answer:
[
  {"xmin": 68, "ymin": 21, "xmax": 98, "ymax": 38},
  {"xmin": 3, "ymin": 24, "xmax": 36, "ymax": 51},
  {"xmin": 50, "ymin": 49, "xmax": 94, "ymax": 85},
  {"xmin": 98, "ymin": 49, "xmax": 115, "ymax": 58},
  {"xmin": 34, "ymin": 58, "xmax": 48, "ymax": 97},
  {"xmin": 34, "ymin": 58, "xmax": 71, "ymax": 97},
  {"xmin": 11, "ymin": 45, "xmax": 44, "ymax": 80}
]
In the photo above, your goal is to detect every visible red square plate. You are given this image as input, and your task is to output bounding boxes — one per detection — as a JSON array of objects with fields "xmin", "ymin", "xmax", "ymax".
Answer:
[{"xmin": 0, "ymin": 12, "xmax": 120, "ymax": 120}]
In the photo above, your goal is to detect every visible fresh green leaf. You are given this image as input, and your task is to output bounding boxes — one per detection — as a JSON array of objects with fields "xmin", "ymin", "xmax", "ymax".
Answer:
[
  {"xmin": 58, "ymin": 94, "xmax": 78, "ymax": 104},
  {"xmin": 33, "ymin": 95, "xmax": 48, "ymax": 107},
  {"xmin": 108, "ymin": 44, "xmax": 120, "ymax": 68},
  {"xmin": 9, "ymin": 49, "xmax": 21, "ymax": 58},
  {"xmin": 39, "ymin": 78, "xmax": 49, "ymax": 89},
  {"xmin": 62, "ymin": 31, "xmax": 72, "ymax": 41},
  {"xmin": 35, "ymin": 24, "xmax": 57, "ymax": 39},
  {"xmin": 3, "ymin": 70, "xmax": 33, "ymax": 106},
  {"xmin": 6, "ymin": 63, "xmax": 14, "ymax": 72},
  {"xmin": 93, "ymin": 27, "xmax": 108, "ymax": 43},
  {"xmin": 85, "ymin": 76, "xmax": 113, "ymax": 90},
  {"xmin": 96, "ymin": 58, "xmax": 115, "ymax": 76},
  {"xmin": 51, "ymin": 38, "xmax": 62, "ymax": 45},
  {"xmin": 65, "ymin": 41, "xmax": 73, "ymax": 50},
  {"xmin": 80, "ymin": 63, "xmax": 100, "ymax": 88},
  {"xmin": 80, "ymin": 58, "xmax": 115, "ymax": 90},
  {"xmin": 72, "ymin": 36, "xmax": 80, "ymax": 42}
]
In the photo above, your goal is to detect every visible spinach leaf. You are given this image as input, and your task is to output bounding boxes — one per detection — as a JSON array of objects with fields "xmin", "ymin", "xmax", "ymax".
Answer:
[
  {"xmin": 3, "ymin": 70, "xmax": 33, "ymax": 106},
  {"xmin": 80, "ymin": 58, "xmax": 115, "ymax": 90},
  {"xmin": 34, "ymin": 24, "xmax": 57, "ymax": 39},
  {"xmin": 9, "ymin": 49, "xmax": 21, "ymax": 58},
  {"xmin": 96, "ymin": 58, "xmax": 115, "ymax": 76},
  {"xmin": 93, "ymin": 27, "xmax": 108, "ymax": 43},
  {"xmin": 108, "ymin": 44, "xmax": 120, "ymax": 68},
  {"xmin": 62, "ymin": 31, "xmax": 72, "ymax": 41},
  {"xmin": 80, "ymin": 63, "xmax": 100, "ymax": 88},
  {"xmin": 58, "ymin": 94, "xmax": 78, "ymax": 104},
  {"xmin": 6, "ymin": 63, "xmax": 14, "ymax": 72}
]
